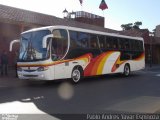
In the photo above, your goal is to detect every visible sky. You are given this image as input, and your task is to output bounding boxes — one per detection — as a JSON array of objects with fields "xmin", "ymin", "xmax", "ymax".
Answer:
[{"xmin": 0, "ymin": 0, "xmax": 160, "ymax": 31}]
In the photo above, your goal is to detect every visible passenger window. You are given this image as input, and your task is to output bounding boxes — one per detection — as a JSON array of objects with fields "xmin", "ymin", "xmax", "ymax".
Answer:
[
  {"xmin": 112, "ymin": 37, "xmax": 118, "ymax": 50},
  {"xmin": 118, "ymin": 38, "xmax": 125, "ymax": 50},
  {"xmin": 69, "ymin": 31, "xmax": 79, "ymax": 48},
  {"xmin": 139, "ymin": 41, "xmax": 143, "ymax": 51},
  {"xmin": 130, "ymin": 40, "xmax": 135, "ymax": 51},
  {"xmin": 124, "ymin": 39, "xmax": 130, "ymax": 50},
  {"xmin": 98, "ymin": 35, "xmax": 105, "ymax": 49},
  {"xmin": 90, "ymin": 34, "xmax": 98, "ymax": 48},
  {"xmin": 106, "ymin": 36, "xmax": 112, "ymax": 49},
  {"xmin": 78, "ymin": 32, "xmax": 90, "ymax": 48},
  {"xmin": 51, "ymin": 29, "xmax": 68, "ymax": 60}
]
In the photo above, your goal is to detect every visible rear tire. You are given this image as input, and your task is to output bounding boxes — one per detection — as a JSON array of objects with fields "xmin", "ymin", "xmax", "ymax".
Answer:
[
  {"xmin": 123, "ymin": 64, "xmax": 130, "ymax": 76},
  {"xmin": 71, "ymin": 67, "xmax": 83, "ymax": 83}
]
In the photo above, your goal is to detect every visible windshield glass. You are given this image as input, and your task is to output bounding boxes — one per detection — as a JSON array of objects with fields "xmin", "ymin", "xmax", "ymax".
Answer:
[{"xmin": 19, "ymin": 30, "xmax": 51, "ymax": 61}]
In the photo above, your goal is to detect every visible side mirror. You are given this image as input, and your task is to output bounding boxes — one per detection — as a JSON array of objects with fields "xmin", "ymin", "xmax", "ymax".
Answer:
[
  {"xmin": 9, "ymin": 39, "xmax": 20, "ymax": 52},
  {"xmin": 42, "ymin": 34, "xmax": 53, "ymax": 48}
]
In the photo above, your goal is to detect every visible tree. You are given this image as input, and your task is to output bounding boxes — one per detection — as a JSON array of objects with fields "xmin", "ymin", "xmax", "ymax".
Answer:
[
  {"xmin": 121, "ymin": 23, "xmax": 133, "ymax": 30},
  {"xmin": 133, "ymin": 21, "xmax": 142, "ymax": 29},
  {"xmin": 121, "ymin": 21, "xmax": 142, "ymax": 30}
]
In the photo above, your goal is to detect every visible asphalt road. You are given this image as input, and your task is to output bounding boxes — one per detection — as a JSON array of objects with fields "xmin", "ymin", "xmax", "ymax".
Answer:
[{"xmin": 0, "ymin": 68, "xmax": 160, "ymax": 120}]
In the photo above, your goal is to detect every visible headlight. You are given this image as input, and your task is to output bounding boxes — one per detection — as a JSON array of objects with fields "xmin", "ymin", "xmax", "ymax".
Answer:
[
  {"xmin": 17, "ymin": 67, "xmax": 22, "ymax": 72},
  {"xmin": 37, "ymin": 66, "xmax": 49, "ymax": 71}
]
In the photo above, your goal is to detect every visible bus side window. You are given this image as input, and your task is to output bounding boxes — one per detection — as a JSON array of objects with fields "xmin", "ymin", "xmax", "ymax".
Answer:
[
  {"xmin": 139, "ymin": 41, "xmax": 143, "ymax": 51},
  {"xmin": 52, "ymin": 29, "xmax": 68, "ymax": 60},
  {"xmin": 135, "ymin": 40, "xmax": 141, "ymax": 51},
  {"xmin": 106, "ymin": 36, "xmax": 111, "ymax": 50},
  {"xmin": 69, "ymin": 31, "xmax": 78, "ymax": 48},
  {"xmin": 130, "ymin": 40, "xmax": 135, "ymax": 51},
  {"xmin": 119, "ymin": 38, "xmax": 125, "ymax": 51},
  {"xmin": 112, "ymin": 37, "xmax": 118, "ymax": 50},
  {"xmin": 90, "ymin": 34, "xmax": 98, "ymax": 49},
  {"xmin": 78, "ymin": 32, "xmax": 90, "ymax": 48},
  {"xmin": 124, "ymin": 39, "xmax": 130, "ymax": 50},
  {"xmin": 98, "ymin": 35, "xmax": 105, "ymax": 50}
]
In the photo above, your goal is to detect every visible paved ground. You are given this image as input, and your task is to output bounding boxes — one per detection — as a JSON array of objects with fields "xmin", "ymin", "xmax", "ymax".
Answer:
[{"xmin": 0, "ymin": 65, "xmax": 160, "ymax": 120}]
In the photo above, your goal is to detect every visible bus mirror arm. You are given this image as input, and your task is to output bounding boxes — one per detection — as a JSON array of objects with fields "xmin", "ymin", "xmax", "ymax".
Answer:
[
  {"xmin": 9, "ymin": 39, "xmax": 20, "ymax": 52},
  {"xmin": 42, "ymin": 34, "xmax": 53, "ymax": 48}
]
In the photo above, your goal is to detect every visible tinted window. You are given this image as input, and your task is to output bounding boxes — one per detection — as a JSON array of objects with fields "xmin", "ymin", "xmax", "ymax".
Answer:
[
  {"xmin": 130, "ymin": 40, "xmax": 136, "ymax": 51},
  {"xmin": 78, "ymin": 32, "xmax": 90, "ymax": 48},
  {"xmin": 98, "ymin": 35, "xmax": 106, "ymax": 49},
  {"xmin": 69, "ymin": 31, "xmax": 78, "ymax": 48},
  {"xmin": 106, "ymin": 36, "xmax": 112, "ymax": 49},
  {"xmin": 118, "ymin": 38, "xmax": 126, "ymax": 50},
  {"xmin": 67, "ymin": 31, "xmax": 90, "ymax": 59},
  {"xmin": 90, "ymin": 34, "xmax": 99, "ymax": 48},
  {"xmin": 124, "ymin": 39, "xmax": 130, "ymax": 50}
]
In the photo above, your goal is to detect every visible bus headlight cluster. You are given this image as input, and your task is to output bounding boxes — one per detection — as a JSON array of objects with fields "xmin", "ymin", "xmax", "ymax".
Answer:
[{"xmin": 37, "ymin": 66, "xmax": 49, "ymax": 71}]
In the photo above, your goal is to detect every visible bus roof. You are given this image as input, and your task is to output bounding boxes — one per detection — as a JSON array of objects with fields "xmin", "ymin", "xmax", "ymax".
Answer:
[{"xmin": 22, "ymin": 25, "xmax": 143, "ymax": 41}]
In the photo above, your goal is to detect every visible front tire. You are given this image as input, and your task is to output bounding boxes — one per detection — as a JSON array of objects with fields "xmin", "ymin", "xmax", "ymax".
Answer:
[
  {"xmin": 71, "ymin": 67, "xmax": 82, "ymax": 83},
  {"xmin": 123, "ymin": 64, "xmax": 130, "ymax": 76}
]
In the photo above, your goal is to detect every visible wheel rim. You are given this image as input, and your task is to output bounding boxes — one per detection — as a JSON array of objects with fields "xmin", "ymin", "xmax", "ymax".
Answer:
[
  {"xmin": 124, "ymin": 65, "xmax": 130, "ymax": 76},
  {"xmin": 72, "ymin": 69, "xmax": 81, "ymax": 83}
]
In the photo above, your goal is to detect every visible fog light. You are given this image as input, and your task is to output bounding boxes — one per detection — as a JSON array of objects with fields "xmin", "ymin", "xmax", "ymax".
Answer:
[
  {"xmin": 18, "ymin": 74, "xmax": 22, "ymax": 77},
  {"xmin": 40, "ymin": 74, "xmax": 44, "ymax": 78}
]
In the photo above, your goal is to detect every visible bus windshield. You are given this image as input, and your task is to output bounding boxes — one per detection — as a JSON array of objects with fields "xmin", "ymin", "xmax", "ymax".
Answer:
[{"xmin": 19, "ymin": 30, "xmax": 51, "ymax": 61}]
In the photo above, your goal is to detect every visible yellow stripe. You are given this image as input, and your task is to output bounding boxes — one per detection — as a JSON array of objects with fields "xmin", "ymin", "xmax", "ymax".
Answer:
[{"xmin": 97, "ymin": 52, "xmax": 112, "ymax": 75}]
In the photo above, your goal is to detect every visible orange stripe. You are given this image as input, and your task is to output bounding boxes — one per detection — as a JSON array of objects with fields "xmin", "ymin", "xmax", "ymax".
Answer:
[
  {"xmin": 91, "ymin": 53, "xmax": 106, "ymax": 75},
  {"xmin": 97, "ymin": 51, "xmax": 113, "ymax": 74},
  {"xmin": 134, "ymin": 52, "xmax": 145, "ymax": 61}
]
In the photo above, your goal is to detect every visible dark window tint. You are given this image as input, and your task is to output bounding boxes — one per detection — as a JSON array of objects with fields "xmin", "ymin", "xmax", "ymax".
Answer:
[
  {"xmin": 105, "ymin": 36, "xmax": 118, "ymax": 50},
  {"xmin": 90, "ymin": 34, "xmax": 98, "ymax": 48},
  {"xmin": 98, "ymin": 35, "xmax": 105, "ymax": 49},
  {"xmin": 106, "ymin": 36, "xmax": 112, "ymax": 49},
  {"xmin": 69, "ymin": 31, "xmax": 78, "ymax": 48},
  {"xmin": 130, "ymin": 40, "xmax": 136, "ymax": 51},
  {"xmin": 78, "ymin": 32, "xmax": 90, "ymax": 48},
  {"xmin": 137, "ymin": 40, "xmax": 143, "ymax": 51},
  {"xmin": 124, "ymin": 39, "xmax": 130, "ymax": 50},
  {"xmin": 132, "ymin": 40, "xmax": 143, "ymax": 51},
  {"xmin": 112, "ymin": 37, "xmax": 118, "ymax": 50},
  {"xmin": 118, "ymin": 38, "xmax": 126, "ymax": 50}
]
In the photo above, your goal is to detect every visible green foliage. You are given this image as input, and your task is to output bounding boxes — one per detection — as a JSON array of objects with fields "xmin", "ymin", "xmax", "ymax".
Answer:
[{"xmin": 121, "ymin": 21, "xmax": 142, "ymax": 30}]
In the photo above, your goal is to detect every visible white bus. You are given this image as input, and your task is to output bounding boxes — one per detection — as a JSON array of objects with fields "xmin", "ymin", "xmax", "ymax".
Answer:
[{"xmin": 10, "ymin": 26, "xmax": 145, "ymax": 83}]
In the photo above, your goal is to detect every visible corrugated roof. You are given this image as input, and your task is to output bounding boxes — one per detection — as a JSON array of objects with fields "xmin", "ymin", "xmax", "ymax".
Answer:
[
  {"xmin": 0, "ymin": 4, "xmax": 118, "ymax": 34},
  {"xmin": 120, "ymin": 29, "xmax": 149, "ymax": 37}
]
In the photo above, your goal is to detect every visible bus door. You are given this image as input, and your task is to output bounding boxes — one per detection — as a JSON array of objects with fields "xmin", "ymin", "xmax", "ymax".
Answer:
[{"xmin": 51, "ymin": 29, "xmax": 69, "ymax": 79}]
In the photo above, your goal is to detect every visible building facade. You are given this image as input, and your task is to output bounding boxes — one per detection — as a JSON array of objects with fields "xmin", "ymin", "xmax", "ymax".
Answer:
[{"xmin": 155, "ymin": 25, "xmax": 160, "ymax": 37}]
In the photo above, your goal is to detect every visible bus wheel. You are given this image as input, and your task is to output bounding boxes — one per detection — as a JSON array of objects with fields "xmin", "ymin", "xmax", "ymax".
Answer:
[
  {"xmin": 71, "ymin": 67, "xmax": 83, "ymax": 83},
  {"xmin": 123, "ymin": 64, "xmax": 130, "ymax": 76}
]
